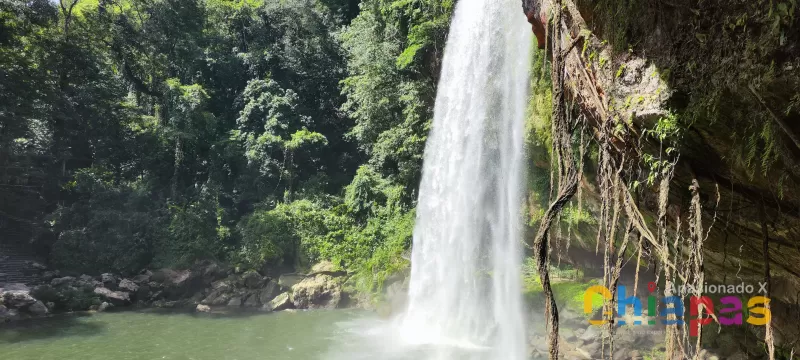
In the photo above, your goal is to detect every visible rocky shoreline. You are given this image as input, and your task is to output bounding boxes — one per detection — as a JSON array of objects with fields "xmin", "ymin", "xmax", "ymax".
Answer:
[{"xmin": 0, "ymin": 260, "xmax": 350, "ymax": 323}]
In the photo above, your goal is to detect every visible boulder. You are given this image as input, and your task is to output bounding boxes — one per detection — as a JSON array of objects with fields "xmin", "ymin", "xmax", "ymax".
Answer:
[
  {"xmin": 93, "ymin": 287, "xmax": 130, "ymax": 305},
  {"xmin": 147, "ymin": 281, "xmax": 164, "ymax": 290},
  {"xmin": 136, "ymin": 285, "xmax": 151, "ymax": 300},
  {"xmin": 258, "ymin": 281, "xmax": 281, "ymax": 304},
  {"xmin": 200, "ymin": 292, "xmax": 231, "ymax": 306},
  {"xmin": 243, "ymin": 293, "xmax": 260, "ymax": 307},
  {"xmin": 75, "ymin": 276, "xmax": 99, "ymax": 290},
  {"xmin": 131, "ymin": 274, "xmax": 151, "ymax": 285},
  {"xmin": 290, "ymin": 274, "xmax": 342, "ymax": 309},
  {"xmin": 149, "ymin": 290, "xmax": 164, "ymax": 301},
  {"xmin": 27, "ymin": 301, "xmax": 49, "ymax": 316},
  {"xmin": 227, "ymin": 296, "xmax": 243, "ymax": 307},
  {"xmin": 98, "ymin": 302, "xmax": 112, "ymax": 312},
  {"xmin": 200, "ymin": 279, "xmax": 235, "ymax": 306},
  {"xmin": 188, "ymin": 292, "xmax": 205, "ymax": 304},
  {"xmin": 197, "ymin": 261, "xmax": 227, "ymax": 281},
  {"xmin": 50, "ymin": 276, "xmax": 76, "ymax": 287},
  {"xmin": 118, "ymin": 279, "xmax": 139, "ymax": 293},
  {"xmin": 196, "ymin": 304, "xmax": 211, "ymax": 313},
  {"xmin": 1, "ymin": 290, "xmax": 37, "ymax": 309},
  {"xmin": 151, "ymin": 268, "xmax": 207, "ymax": 300},
  {"xmin": 241, "ymin": 270, "xmax": 263, "ymax": 289},
  {"xmin": 100, "ymin": 273, "xmax": 118, "ymax": 289},
  {"xmin": 150, "ymin": 269, "xmax": 191, "ymax": 287},
  {"xmin": 263, "ymin": 292, "xmax": 293, "ymax": 312}
]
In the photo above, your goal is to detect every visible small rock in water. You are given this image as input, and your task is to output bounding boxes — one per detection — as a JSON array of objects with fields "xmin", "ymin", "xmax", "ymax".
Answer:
[{"xmin": 196, "ymin": 304, "xmax": 211, "ymax": 313}]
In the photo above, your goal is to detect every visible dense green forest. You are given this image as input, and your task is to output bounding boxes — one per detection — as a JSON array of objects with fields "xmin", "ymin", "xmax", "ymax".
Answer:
[{"xmin": 0, "ymin": 0, "xmax": 453, "ymax": 293}]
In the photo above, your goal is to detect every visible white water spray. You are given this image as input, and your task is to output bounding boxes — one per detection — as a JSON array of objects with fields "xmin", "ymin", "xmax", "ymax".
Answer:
[
  {"xmin": 325, "ymin": 1, "xmax": 531, "ymax": 359},
  {"xmin": 400, "ymin": 0, "xmax": 532, "ymax": 359}
]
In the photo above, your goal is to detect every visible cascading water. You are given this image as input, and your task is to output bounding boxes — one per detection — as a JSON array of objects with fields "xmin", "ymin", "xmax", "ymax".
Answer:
[
  {"xmin": 400, "ymin": 0, "xmax": 532, "ymax": 358},
  {"xmin": 326, "ymin": 1, "xmax": 531, "ymax": 359}
]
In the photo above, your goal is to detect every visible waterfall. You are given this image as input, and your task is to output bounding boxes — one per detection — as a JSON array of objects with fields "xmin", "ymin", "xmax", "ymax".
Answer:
[
  {"xmin": 325, "ymin": 1, "xmax": 531, "ymax": 359},
  {"xmin": 400, "ymin": 0, "xmax": 532, "ymax": 358}
]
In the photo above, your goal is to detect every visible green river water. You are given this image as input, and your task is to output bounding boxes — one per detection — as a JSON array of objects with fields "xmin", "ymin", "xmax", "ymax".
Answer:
[{"xmin": 0, "ymin": 309, "xmax": 367, "ymax": 360}]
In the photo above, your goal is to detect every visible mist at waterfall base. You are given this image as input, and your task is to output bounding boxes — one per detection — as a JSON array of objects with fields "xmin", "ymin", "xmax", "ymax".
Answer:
[{"xmin": 325, "ymin": 0, "xmax": 532, "ymax": 359}]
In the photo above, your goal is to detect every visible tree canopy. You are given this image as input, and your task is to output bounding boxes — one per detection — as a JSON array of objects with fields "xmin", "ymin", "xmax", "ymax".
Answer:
[{"xmin": 0, "ymin": 0, "xmax": 453, "ymax": 292}]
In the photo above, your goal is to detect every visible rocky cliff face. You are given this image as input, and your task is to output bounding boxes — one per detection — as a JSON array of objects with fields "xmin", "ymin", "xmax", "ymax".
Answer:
[{"xmin": 521, "ymin": 0, "xmax": 800, "ymax": 352}]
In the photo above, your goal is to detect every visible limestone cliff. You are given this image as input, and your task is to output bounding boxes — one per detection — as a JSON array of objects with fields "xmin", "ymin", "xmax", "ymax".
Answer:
[{"xmin": 522, "ymin": 0, "xmax": 800, "ymax": 352}]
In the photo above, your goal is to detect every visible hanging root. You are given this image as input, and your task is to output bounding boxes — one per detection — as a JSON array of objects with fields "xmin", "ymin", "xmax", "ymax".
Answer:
[
  {"xmin": 761, "ymin": 201, "xmax": 776, "ymax": 360},
  {"xmin": 532, "ymin": 1, "xmax": 578, "ymax": 358},
  {"xmin": 688, "ymin": 177, "xmax": 706, "ymax": 359}
]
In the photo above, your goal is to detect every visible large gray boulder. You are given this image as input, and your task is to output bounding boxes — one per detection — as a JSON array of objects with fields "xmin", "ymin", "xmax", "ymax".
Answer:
[
  {"xmin": 290, "ymin": 274, "xmax": 343, "ymax": 309},
  {"xmin": 131, "ymin": 273, "xmax": 151, "ymax": 285},
  {"xmin": 75, "ymin": 275, "xmax": 99, "ymax": 290},
  {"xmin": 1, "ymin": 290, "xmax": 37, "ymax": 309},
  {"xmin": 258, "ymin": 281, "xmax": 281, "ymax": 304},
  {"xmin": 118, "ymin": 279, "xmax": 139, "ymax": 293},
  {"xmin": 241, "ymin": 270, "xmax": 263, "ymax": 289},
  {"xmin": 200, "ymin": 279, "xmax": 234, "ymax": 306},
  {"xmin": 262, "ymin": 292, "xmax": 293, "ymax": 312},
  {"xmin": 243, "ymin": 293, "xmax": 260, "ymax": 307},
  {"xmin": 27, "ymin": 301, "xmax": 49, "ymax": 316},
  {"xmin": 227, "ymin": 296, "xmax": 243, "ymax": 307},
  {"xmin": 100, "ymin": 273, "xmax": 118, "ymax": 289},
  {"xmin": 97, "ymin": 302, "xmax": 112, "ymax": 312},
  {"xmin": 94, "ymin": 287, "xmax": 130, "ymax": 305}
]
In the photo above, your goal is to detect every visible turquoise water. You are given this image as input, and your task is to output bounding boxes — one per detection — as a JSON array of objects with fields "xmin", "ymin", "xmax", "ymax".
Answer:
[{"xmin": 0, "ymin": 309, "xmax": 364, "ymax": 360}]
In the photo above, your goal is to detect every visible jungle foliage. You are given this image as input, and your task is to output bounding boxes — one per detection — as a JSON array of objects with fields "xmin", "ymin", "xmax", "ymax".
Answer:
[{"xmin": 0, "ymin": 0, "xmax": 452, "ymax": 293}]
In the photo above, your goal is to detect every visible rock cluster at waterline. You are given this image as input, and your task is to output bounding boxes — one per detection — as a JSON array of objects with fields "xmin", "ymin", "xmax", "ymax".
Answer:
[{"xmin": 0, "ymin": 260, "xmax": 349, "ymax": 322}]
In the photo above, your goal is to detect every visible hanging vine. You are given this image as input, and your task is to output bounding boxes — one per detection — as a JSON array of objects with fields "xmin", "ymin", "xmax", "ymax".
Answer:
[{"xmin": 531, "ymin": 0, "xmax": 579, "ymax": 358}]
